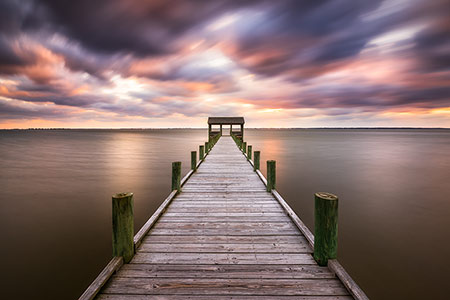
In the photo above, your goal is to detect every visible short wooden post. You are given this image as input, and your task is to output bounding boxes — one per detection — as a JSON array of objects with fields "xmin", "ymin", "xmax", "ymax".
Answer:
[
  {"xmin": 191, "ymin": 151, "xmax": 197, "ymax": 170},
  {"xmin": 247, "ymin": 145, "xmax": 252, "ymax": 161},
  {"xmin": 112, "ymin": 192, "xmax": 134, "ymax": 263},
  {"xmin": 254, "ymin": 151, "xmax": 260, "ymax": 171},
  {"xmin": 266, "ymin": 160, "xmax": 276, "ymax": 192},
  {"xmin": 243, "ymin": 142, "xmax": 247, "ymax": 154},
  {"xmin": 199, "ymin": 145, "xmax": 204, "ymax": 160},
  {"xmin": 172, "ymin": 161, "xmax": 181, "ymax": 192},
  {"xmin": 204, "ymin": 142, "xmax": 209, "ymax": 153},
  {"xmin": 314, "ymin": 192, "xmax": 339, "ymax": 266}
]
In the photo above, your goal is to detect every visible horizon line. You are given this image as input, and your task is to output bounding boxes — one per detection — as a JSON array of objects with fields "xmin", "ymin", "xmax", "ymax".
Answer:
[{"xmin": 2, "ymin": 127, "xmax": 449, "ymax": 130}]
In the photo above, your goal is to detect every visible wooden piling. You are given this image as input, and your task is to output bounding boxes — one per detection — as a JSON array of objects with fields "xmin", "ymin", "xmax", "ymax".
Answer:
[
  {"xmin": 172, "ymin": 162, "xmax": 181, "ymax": 192},
  {"xmin": 254, "ymin": 151, "xmax": 260, "ymax": 171},
  {"xmin": 112, "ymin": 192, "xmax": 134, "ymax": 263},
  {"xmin": 266, "ymin": 160, "xmax": 276, "ymax": 192},
  {"xmin": 191, "ymin": 151, "xmax": 197, "ymax": 170},
  {"xmin": 314, "ymin": 192, "xmax": 339, "ymax": 266},
  {"xmin": 204, "ymin": 142, "xmax": 209, "ymax": 153},
  {"xmin": 247, "ymin": 145, "xmax": 252, "ymax": 161},
  {"xmin": 243, "ymin": 142, "xmax": 247, "ymax": 154},
  {"xmin": 199, "ymin": 145, "xmax": 204, "ymax": 160}
]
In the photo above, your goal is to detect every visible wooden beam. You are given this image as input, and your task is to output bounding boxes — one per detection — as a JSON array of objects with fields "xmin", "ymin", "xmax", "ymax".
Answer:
[{"xmin": 78, "ymin": 256, "xmax": 123, "ymax": 300}]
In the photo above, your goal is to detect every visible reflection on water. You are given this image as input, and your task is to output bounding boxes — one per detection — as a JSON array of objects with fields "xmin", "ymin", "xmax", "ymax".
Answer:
[
  {"xmin": 0, "ymin": 129, "xmax": 206, "ymax": 299},
  {"xmin": 0, "ymin": 128, "xmax": 449, "ymax": 299},
  {"xmin": 245, "ymin": 129, "xmax": 450, "ymax": 300}
]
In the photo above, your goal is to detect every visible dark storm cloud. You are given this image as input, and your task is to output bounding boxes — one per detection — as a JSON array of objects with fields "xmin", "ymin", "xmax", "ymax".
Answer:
[
  {"xmin": 291, "ymin": 85, "xmax": 450, "ymax": 110},
  {"xmin": 38, "ymin": 0, "xmax": 262, "ymax": 56},
  {"xmin": 230, "ymin": 0, "xmax": 392, "ymax": 77},
  {"xmin": 412, "ymin": 25, "xmax": 450, "ymax": 73}
]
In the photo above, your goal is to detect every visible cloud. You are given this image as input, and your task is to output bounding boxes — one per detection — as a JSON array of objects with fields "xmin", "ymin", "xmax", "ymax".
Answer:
[{"xmin": 0, "ymin": 0, "xmax": 449, "ymax": 127}]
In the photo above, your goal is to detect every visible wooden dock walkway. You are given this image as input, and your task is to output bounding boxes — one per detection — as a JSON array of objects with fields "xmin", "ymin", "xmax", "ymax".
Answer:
[{"xmin": 83, "ymin": 135, "xmax": 367, "ymax": 299}]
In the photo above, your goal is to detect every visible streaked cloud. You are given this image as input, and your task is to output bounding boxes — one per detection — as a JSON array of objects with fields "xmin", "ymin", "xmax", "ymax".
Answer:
[{"xmin": 0, "ymin": 0, "xmax": 449, "ymax": 128}]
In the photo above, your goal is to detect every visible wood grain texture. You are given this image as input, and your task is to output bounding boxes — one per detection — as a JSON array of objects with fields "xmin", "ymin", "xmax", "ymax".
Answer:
[{"xmin": 92, "ymin": 136, "xmax": 359, "ymax": 299}]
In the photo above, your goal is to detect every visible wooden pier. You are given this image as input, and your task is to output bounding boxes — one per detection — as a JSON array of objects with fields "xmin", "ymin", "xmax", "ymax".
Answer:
[{"xmin": 80, "ymin": 120, "xmax": 368, "ymax": 299}]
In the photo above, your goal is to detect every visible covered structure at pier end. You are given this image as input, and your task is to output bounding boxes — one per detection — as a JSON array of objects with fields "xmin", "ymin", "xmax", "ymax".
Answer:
[{"xmin": 207, "ymin": 117, "xmax": 245, "ymax": 141}]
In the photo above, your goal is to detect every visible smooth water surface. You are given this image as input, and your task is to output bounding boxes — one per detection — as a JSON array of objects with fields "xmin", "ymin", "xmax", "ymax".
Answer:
[{"xmin": 0, "ymin": 129, "xmax": 449, "ymax": 299}]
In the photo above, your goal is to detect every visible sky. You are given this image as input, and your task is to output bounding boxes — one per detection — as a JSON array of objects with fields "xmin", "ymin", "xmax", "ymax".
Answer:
[{"xmin": 0, "ymin": 0, "xmax": 449, "ymax": 128}]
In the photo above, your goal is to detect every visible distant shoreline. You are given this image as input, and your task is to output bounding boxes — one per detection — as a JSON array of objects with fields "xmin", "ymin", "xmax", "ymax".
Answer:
[{"xmin": 1, "ymin": 127, "xmax": 449, "ymax": 131}]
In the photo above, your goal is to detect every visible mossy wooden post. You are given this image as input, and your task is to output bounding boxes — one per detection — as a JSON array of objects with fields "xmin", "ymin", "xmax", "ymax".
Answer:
[
  {"xmin": 191, "ymin": 151, "xmax": 197, "ymax": 171},
  {"xmin": 112, "ymin": 192, "xmax": 134, "ymax": 263},
  {"xmin": 243, "ymin": 142, "xmax": 247, "ymax": 154},
  {"xmin": 199, "ymin": 145, "xmax": 204, "ymax": 160},
  {"xmin": 247, "ymin": 145, "xmax": 252, "ymax": 161},
  {"xmin": 267, "ymin": 160, "xmax": 276, "ymax": 192},
  {"xmin": 254, "ymin": 151, "xmax": 260, "ymax": 171},
  {"xmin": 172, "ymin": 161, "xmax": 181, "ymax": 192},
  {"xmin": 314, "ymin": 192, "xmax": 339, "ymax": 266}
]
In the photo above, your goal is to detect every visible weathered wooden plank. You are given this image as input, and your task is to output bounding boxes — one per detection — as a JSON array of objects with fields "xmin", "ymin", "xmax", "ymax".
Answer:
[
  {"xmin": 131, "ymin": 253, "xmax": 315, "ymax": 265},
  {"xmin": 152, "ymin": 222, "xmax": 297, "ymax": 231},
  {"xmin": 133, "ymin": 190, "xmax": 177, "ymax": 248},
  {"xmin": 158, "ymin": 216, "xmax": 290, "ymax": 222},
  {"xmin": 97, "ymin": 295, "xmax": 353, "ymax": 300},
  {"xmin": 115, "ymin": 264, "xmax": 333, "ymax": 279},
  {"xmin": 272, "ymin": 190, "xmax": 315, "ymax": 247},
  {"xmin": 138, "ymin": 243, "xmax": 311, "ymax": 253},
  {"xmin": 101, "ymin": 278, "xmax": 349, "ymax": 296},
  {"xmin": 142, "ymin": 235, "xmax": 307, "ymax": 244},
  {"xmin": 165, "ymin": 207, "xmax": 285, "ymax": 213},
  {"xmin": 148, "ymin": 228, "xmax": 300, "ymax": 235}
]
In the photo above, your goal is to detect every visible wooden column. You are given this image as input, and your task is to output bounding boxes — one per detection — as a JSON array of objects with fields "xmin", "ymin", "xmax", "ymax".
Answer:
[
  {"xmin": 112, "ymin": 192, "xmax": 134, "ymax": 263},
  {"xmin": 191, "ymin": 151, "xmax": 197, "ymax": 170},
  {"xmin": 240, "ymin": 124, "xmax": 244, "ymax": 140},
  {"xmin": 266, "ymin": 160, "xmax": 276, "ymax": 192},
  {"xmin": 230, "ymin": 124, "xmax": 232, "ymax": 134},
  {"xmin": 254, "ymin": 151, "xmax": 260, "ymax": 171},
  {"xmin": 247, "ymin": 145, "xmax": 252, "ymax": 161},
  {"xmin": 172, "ymin": 161, "xmax": 181, "ymax": 192},
  {"xmin": 314, "ymin": 192, "xmax": 339, "ymax": 266},
  {"xmin": 243, "ymin": 142, "xmax": 247, "ymax": 154},
  {"xmin": 220, "ymin": 124, "xmax": 222, "ymax": 135},
  {"xmin": 204, "ymin": 141, "xmax": 209, "ymax": 154},
  {"xmin": 199, "ymin": 145, "xmax": 204, "ymax": 160},
  {"xmin": 208, "ymin": 124, "xmax": 212, "ymax": 142}
]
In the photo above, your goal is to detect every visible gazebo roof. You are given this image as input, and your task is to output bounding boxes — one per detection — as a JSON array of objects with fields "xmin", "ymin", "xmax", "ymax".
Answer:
[{"xmin": 208, "ymin": 117, "xmax": 245, "ymax": 125}]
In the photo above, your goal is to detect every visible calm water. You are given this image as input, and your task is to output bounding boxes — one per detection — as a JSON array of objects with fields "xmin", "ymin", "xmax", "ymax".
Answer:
[{"xmin": 0, "ymin": 129, "xmax": 449, "ymax": 299}]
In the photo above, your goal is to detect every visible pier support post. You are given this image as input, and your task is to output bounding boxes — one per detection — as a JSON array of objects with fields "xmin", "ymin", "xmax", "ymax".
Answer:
[
  {"xmin": 172, "ymin": 161, "xmax": 181, "ymax": 192},
  {"xmin": 267, "ymin": 160, "xmax": 276, "ymax": 192},
  {"xmin": 112, "ymin": 192, "xmax": 134, "ymax": 263},
  {"xmin": 314, "ymin": 192, "xmax": 339, "ymax": 266},
  {"xmin": 243, "ymin": 142, "xmax": 247, "ymax": 154},
  {"xmin": 208, "ymin": 124, "xmax": 212, "ymax": 142},
  {"xmin": 247, "ymin": 145, "xmax": 252, "ymax": 161},
  {"xmin": 199, "ymin": 145, "xmax": 204, "ymax": 160},
  {"xmin": 204, "ymin": 142, "xmax": 209, "ymax": 154},
  {"xmin": 254, "ymin": 151, "xmax": 260, "ymax": 171},
  {"xmin": 191, "ymin": 151, "xmax": 197, "ymax": 171}
]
